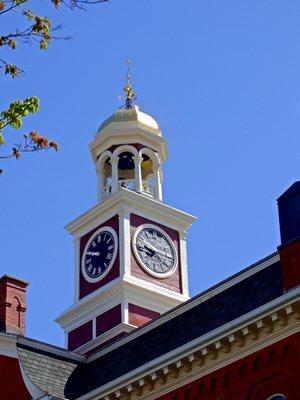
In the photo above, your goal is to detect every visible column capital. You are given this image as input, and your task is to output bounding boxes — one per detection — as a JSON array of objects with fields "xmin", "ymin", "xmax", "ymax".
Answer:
[
  {"xmin": 111, "ymin": 155, "xmax": 119, "ymax": 164},
  {"xmin": 179, "ymin": 230, "xmax": 188, "ymax": 240},
  {"xmin": 118, "ymin": 209, "xmax": 131, "ymax": 219},
  {"xmin": 133, "ymin": 155, "xmax": 143, "ymax": 164}
]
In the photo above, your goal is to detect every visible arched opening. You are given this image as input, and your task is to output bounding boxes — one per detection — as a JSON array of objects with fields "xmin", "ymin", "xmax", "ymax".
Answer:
[
  {"xmin": 117, "ymin": 151, "xmax": 135, "ymax": 191},
  {"xmin": 140, "ymin": 148, "xmax": 162, "ymax": 200},
  {"xmin": 102, "ymin": 156, "xmax": 112, "ymax": 199},
  {"xmin": 267, "ymin": 396, "xmax": 287, "ymax": 400},
  {"xmin": 141, "ymin": 154, "xmax": 156, "ymax": 196}
]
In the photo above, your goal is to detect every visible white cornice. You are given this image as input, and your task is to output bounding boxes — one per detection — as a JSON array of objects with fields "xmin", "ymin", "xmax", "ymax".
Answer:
[
  {"xmin": 84, "ymin": 252, "xmax": 279, "ymax": 362},
  {"xmin": 89, "ymin": 124, "xmax": 167, "ymax": 162},
  {"xmin": 65, "ymin": 189, "xmax": 196, "ymax": 238},
  {"xmin": 56, "ymin": 278, "xmax": 186, "ymax": 332},
  {"xmin": 81, "ymin": 287, "xmax": 300, "ymax": 400}
]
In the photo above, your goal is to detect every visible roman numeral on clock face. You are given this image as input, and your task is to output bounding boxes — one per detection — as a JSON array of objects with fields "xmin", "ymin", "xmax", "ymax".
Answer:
[
  {"xmin": 82, "ymin": 228, "xmax": 117, "ymax": 281},
  {"xmin": 134, "ymin": 226, "xmax": 176, "ymax": 277}
]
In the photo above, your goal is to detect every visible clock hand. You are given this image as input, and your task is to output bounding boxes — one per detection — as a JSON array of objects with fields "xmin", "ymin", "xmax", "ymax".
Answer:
[
  {"xmin": 86, "ymin": 251, "xmax": 100, "ymax": 256},
  {"xmin": 143, "ymin": 241, "xmax": 172, "ymax": 259}
]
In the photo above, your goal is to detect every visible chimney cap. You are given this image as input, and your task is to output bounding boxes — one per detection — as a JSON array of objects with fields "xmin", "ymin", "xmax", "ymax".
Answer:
[{"xmin": 0, "ymin": 274, "xmax": 29, "ymax": 287}]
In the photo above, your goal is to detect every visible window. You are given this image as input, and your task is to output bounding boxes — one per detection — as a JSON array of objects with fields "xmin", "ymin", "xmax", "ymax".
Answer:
[{"xmin": 267, "ymin": 395, "xmax": 287, "ymax": 400}]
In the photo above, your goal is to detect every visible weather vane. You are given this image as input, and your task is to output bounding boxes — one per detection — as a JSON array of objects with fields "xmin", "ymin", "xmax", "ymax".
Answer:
[{"xmin": 123, "ymin": 58, "xmax": 136, "ymax": 109}]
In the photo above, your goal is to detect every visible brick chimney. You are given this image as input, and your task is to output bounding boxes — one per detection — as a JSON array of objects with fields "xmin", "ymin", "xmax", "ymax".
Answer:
[
  {"xmin": 277, "ymin": 182, "xmax": 300, "ymax": 292},
  {"xmin": 0, "ymin": 275, "xmax": 28, "ymax": 335}
]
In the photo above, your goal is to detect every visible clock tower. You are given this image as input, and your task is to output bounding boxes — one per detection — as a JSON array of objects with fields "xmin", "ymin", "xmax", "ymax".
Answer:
[{"xmin": 56, "ymin": 70, "xmax": 196, "ymax": 355}]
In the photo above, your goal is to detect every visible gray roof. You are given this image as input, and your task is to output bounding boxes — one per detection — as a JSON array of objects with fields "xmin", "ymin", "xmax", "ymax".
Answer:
[
  {"xmin": 16, "ymin": 253, "xmax": 283, "ymax": 399},
  {"xmin": 17, "ymin": 339, "xmax": 83, "ymax": 399}
]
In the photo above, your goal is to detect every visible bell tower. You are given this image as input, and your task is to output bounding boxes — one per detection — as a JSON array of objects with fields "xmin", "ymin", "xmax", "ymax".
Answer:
[{"xmin": 56, "ymin": 64, "xmax": 196, "ymax": 355}]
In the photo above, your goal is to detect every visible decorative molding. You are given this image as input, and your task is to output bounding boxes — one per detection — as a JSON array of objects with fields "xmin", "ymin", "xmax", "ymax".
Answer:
[
  {"xmin": 118, "ymin": 210, "xmax": 131, "ymax": 277},
  {"xmin": 65, "ymin": 188, "xmax": 196, "ymax": 239},
  {"xmin": 75, "ymin": 323, "xmax": 134, "ymax": 355},
  {"xmin": 73, "ymin": 237, "xmax": 80, "ymax": 302},
  {"xmin": 80, "ymin": 294, "xmax": 300, "ymax": 400}
]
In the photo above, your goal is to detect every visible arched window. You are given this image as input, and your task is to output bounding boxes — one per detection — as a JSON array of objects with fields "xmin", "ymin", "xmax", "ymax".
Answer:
[
  {"xmin": 102, "ymin": 156, "xmax": 112, "ymax": 198},
  {"xmin": 117, "ymin": 151, "xmax": 135, "ymax": 191},
  {"xmin": 267, "ymin": 395, "xmax": 287, "ymax": 400},
  {"xmin": 141, "ymin": 153, "xmax": 155, "ymax": 195}
]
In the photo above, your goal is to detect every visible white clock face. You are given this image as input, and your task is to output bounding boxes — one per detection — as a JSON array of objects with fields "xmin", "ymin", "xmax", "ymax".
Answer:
[
  {"xmin": 81, "ymin": 226, "xmax": 118, "ymax": 283},
  {"xmin": 133, "ymin": 224, "xmax": 178, "ymax": 278}
]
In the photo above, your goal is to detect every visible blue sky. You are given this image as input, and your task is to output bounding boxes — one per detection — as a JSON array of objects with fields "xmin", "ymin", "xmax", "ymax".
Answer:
[{"xmin": 1, "ymin": 1, "xmax": 300, "ymax": 346}]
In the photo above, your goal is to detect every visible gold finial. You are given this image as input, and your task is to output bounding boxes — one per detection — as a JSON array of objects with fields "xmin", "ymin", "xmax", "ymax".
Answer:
[{"xmin": 123, "ymin": 58, "xmax": 135, "ymax": 109}]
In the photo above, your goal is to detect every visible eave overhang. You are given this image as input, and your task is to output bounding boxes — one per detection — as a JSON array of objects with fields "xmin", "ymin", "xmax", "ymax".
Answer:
[
  {"xmin": 79, "ymin": 286, "xmax": 300, "ymax": 400},
  {"xmin": 65, "ymin": 188, "xmax": 196, "ymax": 239}
]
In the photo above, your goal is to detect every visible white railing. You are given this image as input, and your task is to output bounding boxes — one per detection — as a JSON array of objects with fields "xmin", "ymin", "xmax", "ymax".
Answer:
[
  {"xmin": 118, "ymin": 179, "xmax": 135, "ymax": 191},
  {"xmin": 102, "ymin": 179, "xmax": 156, "ymax": 200},
  {"xmin": 142, "ymin": 180, "xmax": 156, "ymax": 197},
  {"xmin": 102, "ymin": 184, "xmax": 112, "ymax": 199}
]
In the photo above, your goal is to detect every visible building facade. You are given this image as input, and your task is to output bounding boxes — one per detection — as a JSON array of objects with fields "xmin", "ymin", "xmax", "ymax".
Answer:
[{"xmin": 0, "ymin": 86, "xmax": 299, "ymax": 400}]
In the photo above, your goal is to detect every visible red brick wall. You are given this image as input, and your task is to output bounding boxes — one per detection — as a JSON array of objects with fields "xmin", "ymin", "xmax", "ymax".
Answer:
[
  {"xmin": 79, "ymin": 215, "xmax": 120, "ymax": 299},
  {"xmin": 157, "ymin": 333, "xmax": 300, "ymax": 400},
  {"xmin": 128, "ymin": 303, "xmax": 160, "ymax": 326},
  {"xmin": 0, "ymin": 275, "xmax": 28, "ymax": 335},
  {"xmin": 130, "ymin": 214, "xmax": 182, "ymax": 293},
  {"xmin": 0, "ymin": 355, "xmax": 31, "ymax": 399}
]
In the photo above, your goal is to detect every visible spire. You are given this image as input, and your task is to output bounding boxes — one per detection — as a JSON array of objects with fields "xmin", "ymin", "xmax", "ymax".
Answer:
[{"xmin": 123, "ymin": 58, "xmax": 135, "ymax": 109}]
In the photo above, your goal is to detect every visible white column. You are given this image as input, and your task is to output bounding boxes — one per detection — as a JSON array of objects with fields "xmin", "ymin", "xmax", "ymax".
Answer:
[
  {"xmin": 111, "ymin": 155, "xmax": 119, "ymax": 193},
  {"xmin": 118, "ymin": 209, "xmax": 131, "ymax": 278},
  {"xmin": 179, "ymin": 230, "xmax": 189, "ymax": 297},
  {"xmin": 155, "ymin": 167, "xmax": 163, "ymax": 201},
  {"xmin": 73, "ymin": 237, "xmax": 80, "ymax": 302},
  {"xmin": 96, "ymin": 169, "xmax": 103, "ymax": 202},
  {"xmin": 133, "ymin": 155, "xmax": 143, "ymax": 193}
]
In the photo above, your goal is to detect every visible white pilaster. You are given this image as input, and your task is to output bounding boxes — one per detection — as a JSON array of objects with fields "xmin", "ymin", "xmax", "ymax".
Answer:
[
  {"xmin": 73, "ymin": 237, "xmax": 80, "ymax": 302},
  {"xmin": 156, "ymin": 167, "xmax": 163, "ymax": 201},
  {"xmin": 118, "ymin": 209, "xmax": 131, "ymax": 278},
  {"xmin": 134, "ymin": 155, "xmax": 143, "ymax": 193},
  {"xmin": 179, "ymin": 230, "xmax": 189, "ymax": 297},
  {"xmin": 111, "ymin": 155, "xmax": 119, "ymax": 193},
  {"xmin": 97, "ymin": 169, "xmax": 103, "ymax": 203}
]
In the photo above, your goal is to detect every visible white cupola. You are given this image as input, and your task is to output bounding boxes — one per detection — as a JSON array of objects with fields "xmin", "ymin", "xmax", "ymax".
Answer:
[
  {"xmin": 90, "ymin": 105, "xmax": 167, "ymax": 204},
  {"xmin": 89, "ymin": 59, "xmax": 167, "ymax": 203}
]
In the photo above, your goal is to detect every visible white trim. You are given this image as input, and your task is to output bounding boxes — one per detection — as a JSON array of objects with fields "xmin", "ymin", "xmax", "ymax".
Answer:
[
  {"xmin": 139, "ymin": 148, "xmax": 160, "ymax": 168},
  {"xmin": 96, "ymin": 150, "xmax": 112, "ymax": 170},
  {"xmin": 75, "ymin": 323, "xmax": 134, "ymax": 355},
  {"xmin": 266, "ymin": 395, "xmax": 287, "ymax": 400},
  {"xmin": 132, "ymin": 224, "xmax": 178, "ymax": 279},
  {"xmin": 112, "ymin": 144, "xmax": 138, "ymax": 158},
  {"xmin": 118, "ymin": 210, "xmax": 131, "ymax": 277},
  {"xmin": 179, "ymin": 230, "xmax": 189, "ymax": 297},
  {"xmin": 74, "ymin": 237, "xmax": 80, "ymax": 302},
  {"xmin": 86, "ymin": 255, "xmax": 285, "ymax": 361},
  {"xmin": 89, "ymin": 124, "xmax": 167, "ymax": 164},
  {"xmin": 80, "ymin": 289, "xmax": 300, "ymax": 399},
  {"xmin": 81, "ymin": 226, "xmax": 118, "ymax": 284},
  {"xmin": 56, "ymin": 279, "xmax": 185, "ymax": 333},
  {"xmin": 65, "ymin": 187, "xmax": 196, "ymax": 239}
]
